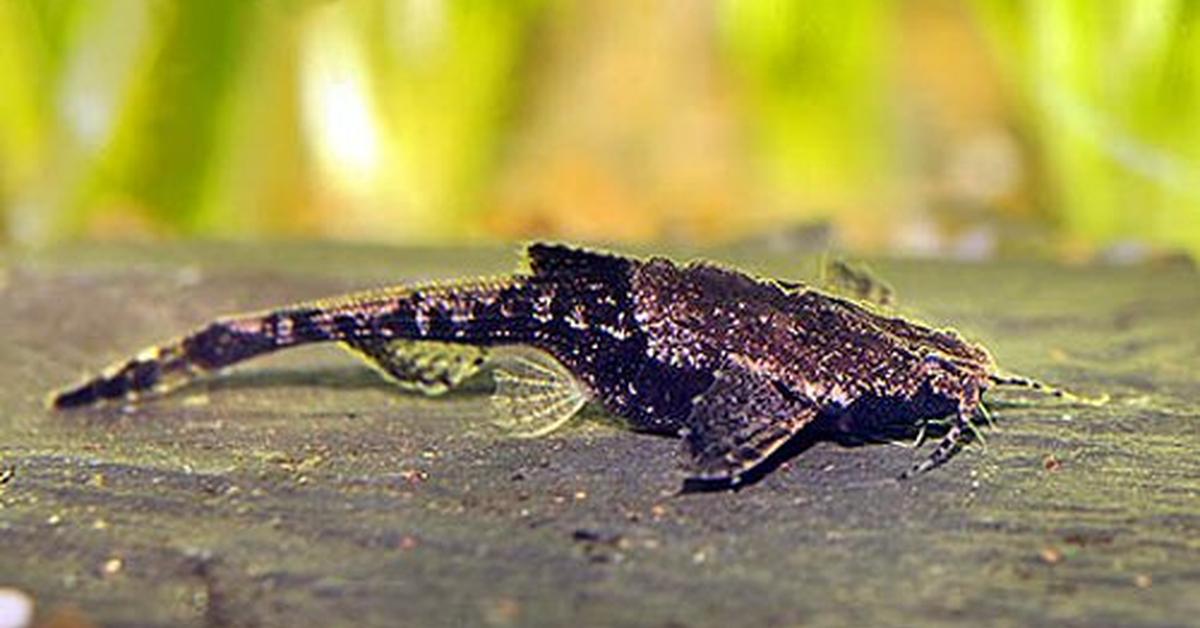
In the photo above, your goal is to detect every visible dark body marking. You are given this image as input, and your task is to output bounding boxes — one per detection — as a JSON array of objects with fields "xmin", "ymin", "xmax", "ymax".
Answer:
[{"xmin": 52, "ymin": 243, "xmax": 1032, "ymax": 486}]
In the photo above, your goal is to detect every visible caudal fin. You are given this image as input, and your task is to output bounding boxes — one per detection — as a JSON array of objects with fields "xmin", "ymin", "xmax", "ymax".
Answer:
[{"xmin": 49, "ymin": 317, "xmax": 284, "ymax": 409}]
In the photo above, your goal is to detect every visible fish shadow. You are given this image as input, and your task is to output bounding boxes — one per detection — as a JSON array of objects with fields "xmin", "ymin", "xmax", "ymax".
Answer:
[
  {"xmin": 679, "ymin": 409, "xmax": 953, "ymax": 494},
  {"xmin": 201, "ymin": 366, "xmax": 494, "ymax": 397},
  {"xmin": 51, "ymin": 366, "xmax": 494, "ymax": 426},
  {"xmin": 55, "ymin": 366, "xmax": 961, "ymax": 492}
]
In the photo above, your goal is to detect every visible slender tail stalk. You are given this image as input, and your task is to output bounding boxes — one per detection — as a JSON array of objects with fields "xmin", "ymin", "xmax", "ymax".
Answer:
[
  {"xmin": 49, "ymin": 277, "xmax": 528, "ymax": 409},
  {"xmin": 51, "ymin": 315, "xmax": 290, "ymax": 409}
]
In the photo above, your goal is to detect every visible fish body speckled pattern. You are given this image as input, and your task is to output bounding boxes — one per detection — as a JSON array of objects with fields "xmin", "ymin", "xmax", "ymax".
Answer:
[{"xmin": 52, "ymin": 243, "xmax": 1030, "ymax": 486}]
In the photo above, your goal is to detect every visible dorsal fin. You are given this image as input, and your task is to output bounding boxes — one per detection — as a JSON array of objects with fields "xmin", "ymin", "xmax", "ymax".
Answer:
[{"xmin": 525, "ymin": 243, "xmax": 631, "ymax": 278}]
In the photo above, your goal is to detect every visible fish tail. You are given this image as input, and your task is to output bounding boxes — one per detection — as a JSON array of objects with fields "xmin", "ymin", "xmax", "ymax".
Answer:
[
  {"xmin": 49, "ymin": 314, "xmax": 295, "ymax": 409},
  {"xmin": 49, "ymin": 276, "xmax": 532, "ymax": 409}
]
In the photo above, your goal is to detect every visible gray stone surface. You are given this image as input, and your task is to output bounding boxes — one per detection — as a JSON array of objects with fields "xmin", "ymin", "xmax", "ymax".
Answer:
[{"xmin": 0, "ymin": 242, "xmax": 1197, "ymax": 627}]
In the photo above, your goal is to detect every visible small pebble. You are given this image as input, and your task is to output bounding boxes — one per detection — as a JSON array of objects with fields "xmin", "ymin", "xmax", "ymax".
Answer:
[
  {"xmin": 0, "ymin": 588, "xmax": 33, "ymax": 628},
  {"xmin": 102, "ymin": 558, "xmax": 123, "ymax": 576},
  {"xmin": 1134, "ymin": 573, "xmax": 1152, "ymax": 589}
]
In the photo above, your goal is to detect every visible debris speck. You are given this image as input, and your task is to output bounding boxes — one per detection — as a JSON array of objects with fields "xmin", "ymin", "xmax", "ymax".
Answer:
[
  {"xmin": 1039, "ymin": 547, "xmax": 1063, "ymax": 565},
  {"xmin": 400, "ymin": 469, "xmax": 428, "ymax": 484},
  {"xmin": 1043, "ymin": 454, "xmax": 1062, "ymax": 472},
  {"xmin": 571, "ymin": 528, "xmax": 596, "ymax": 541},
  {"xmin": 46, "ymin": 514, "xmax": 62, "ymax": 526},
  {"xmin": 1134, "ymin": 573, "xmax": 1152, "ymax": 589},
  {"xmin": 102, "ymin": 558, "xmax": 123, "ymax": 576}
]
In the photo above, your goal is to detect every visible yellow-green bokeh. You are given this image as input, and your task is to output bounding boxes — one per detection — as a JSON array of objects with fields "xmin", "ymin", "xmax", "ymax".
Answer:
[{"xmin": 1, "ymin": 0, "xmax": 1198, "ymax": 259}]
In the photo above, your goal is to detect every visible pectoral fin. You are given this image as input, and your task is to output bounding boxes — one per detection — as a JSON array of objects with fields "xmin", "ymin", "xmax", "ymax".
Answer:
[
  {"xmin": 683, "ymin": 364, "xmax": 819, "ymax": 485},
  {"xmin": 488, "ymin": 345, "xmax": 590, "ymax": 437}
]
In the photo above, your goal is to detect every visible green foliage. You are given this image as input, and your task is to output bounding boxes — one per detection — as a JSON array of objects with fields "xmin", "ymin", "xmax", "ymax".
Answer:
[
  {"xmin": 0, "ymin": 0, "xmax": 547, "ymax": 242},
  {"xmin": 717, "ymin": 0, "xmax": 893, "ymax": 213},
  {"xmin": 971, "ymin": 0, "xmax": 1200, "ymax": 254},
  {"xmin": 100, "ymin": 0, "xmax": 255, "ymax": 231},
  {"xmin": 0, "ymin": 0, "xmax": 1197, "ymax": 258}
]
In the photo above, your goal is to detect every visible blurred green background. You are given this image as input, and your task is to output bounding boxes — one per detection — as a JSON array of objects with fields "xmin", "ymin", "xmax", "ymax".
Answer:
[{"xmin": 1, "ymin": 0, "xmax": 1198, "ymax": 260}]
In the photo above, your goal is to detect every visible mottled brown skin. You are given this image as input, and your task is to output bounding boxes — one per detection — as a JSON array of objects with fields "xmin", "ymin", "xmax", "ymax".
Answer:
[
  {"xmin": 631, "ymin": 258, "xmax": 995, "ymax": 482},
  {"xmin": 51, "ymin": 243, "xmax": 1012, "ymax": 486}
]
